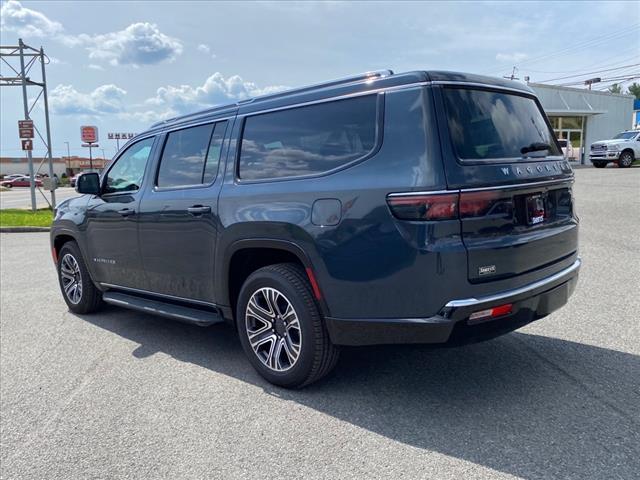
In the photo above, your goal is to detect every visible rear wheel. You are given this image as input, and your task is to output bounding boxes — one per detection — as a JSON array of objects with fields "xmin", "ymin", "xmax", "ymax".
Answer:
[
  {"xmin": 618, "ymin": 151, "xmax": 634, "ymax": 168},
  {"xmin": 57, "ymin": 241, "xmax": 103, "ymax": 314},
  {"xmin": 592, "ymin": 161, "xmax": 607, "ymax": 168},
  {"xmin": 237, "ymin": 263, "xmax": 339, "ymax": 388}
]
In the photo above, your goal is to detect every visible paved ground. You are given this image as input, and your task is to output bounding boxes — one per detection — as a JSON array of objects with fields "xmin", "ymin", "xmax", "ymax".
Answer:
[
  {"xmin": 1, "ymin": 168, "xmax": 639, "ymax": 479},
  {"xmin": 0, "ymin": 187, "xmax": 77, "ymax": 210}
]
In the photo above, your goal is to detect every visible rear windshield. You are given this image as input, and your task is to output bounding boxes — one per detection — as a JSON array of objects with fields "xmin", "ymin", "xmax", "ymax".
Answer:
[{"xmin": 442, "ymin": 87, "xmax": 561, "ymax": 161}]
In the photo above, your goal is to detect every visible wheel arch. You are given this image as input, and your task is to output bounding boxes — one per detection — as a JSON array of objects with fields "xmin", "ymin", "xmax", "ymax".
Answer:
[{"xmin": 220, "ymin": 239, "xmax": 329, "ymax": 322}]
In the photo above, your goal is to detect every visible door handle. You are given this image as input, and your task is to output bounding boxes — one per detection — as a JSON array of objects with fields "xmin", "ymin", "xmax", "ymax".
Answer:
[
  {"xmin": 117, "ymin": 208, "xmax": 135, "ymax": 217},
  {"xmin": 187, "ymin": 205, "xmax": 211, "ymax": 215}
]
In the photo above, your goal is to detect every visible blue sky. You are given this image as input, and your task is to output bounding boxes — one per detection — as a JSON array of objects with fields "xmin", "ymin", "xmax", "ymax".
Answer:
[{"xmin": 1, "ymin": 0, "xmax": 638, "ymax": 158}]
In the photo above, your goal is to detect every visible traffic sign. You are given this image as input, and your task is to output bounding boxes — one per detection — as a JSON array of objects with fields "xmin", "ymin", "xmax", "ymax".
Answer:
[
  {"xmin": 81, "ymin": 125, "xmax": 99, "ymax": 143},
  {"xmin": 19, "ymin": 127, "xmax": 34, "ymax": 138},
  {"xmin": 21, "ymin": 139, "xmax": 33, "ymax": 151},
  {"xmin": 18, "ymin": 120, "xmax": 33, "ymax": 129}
]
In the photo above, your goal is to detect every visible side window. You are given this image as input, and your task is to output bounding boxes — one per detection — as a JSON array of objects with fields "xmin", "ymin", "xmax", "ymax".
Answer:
[
  {"xmin": 239, "ymin": 95, "xmax": 378, "ymax": 180},
  {"xmin": 203, "ymin": 121, "xmax": 228, "ymax": 184},
  {"xmin": 104, "ymin": 137, "xmax": 154, "ymax": 194},
  {"xmin": 157, "ymin": 124, "xmax": 213, "ymax": 188}
]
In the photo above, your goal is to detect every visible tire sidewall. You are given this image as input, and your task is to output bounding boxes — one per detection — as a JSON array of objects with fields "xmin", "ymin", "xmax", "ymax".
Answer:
[
  {"xmin": 57, "ymin": 242, "xmax": 94, "ymax": 313},
  {"xmin": 619, "ymin": 152, "xmax": 633, "ymax": 168},
  {"xmin": 237, "ymin": 268, "xmax": 319, "ymax": 387}
]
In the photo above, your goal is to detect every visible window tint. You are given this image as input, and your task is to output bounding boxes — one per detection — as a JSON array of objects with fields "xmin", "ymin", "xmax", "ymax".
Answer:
[
  {"xmin": 442, "ymin": 88, "xmax": 561, "ymax": 161},
  {"xmin": 203, "ymin": 121, "xmax": 228, "ymax": 184},
  {"xmin": 104, "ymin": 137, "xmax": 154, "ymax": 194},
  {"xmin": 158, "ymin": 124, "xmax": 213, "ymax": 188},
  {"xmin": 239, "ymin": 95, "xmax": 378, "ymax": 180}
]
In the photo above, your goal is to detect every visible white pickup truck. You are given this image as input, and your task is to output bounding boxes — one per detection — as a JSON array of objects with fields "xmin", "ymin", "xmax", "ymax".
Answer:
[{"xmin": 590, "ymin": 130, "xmax": 640, "ymax": 168}]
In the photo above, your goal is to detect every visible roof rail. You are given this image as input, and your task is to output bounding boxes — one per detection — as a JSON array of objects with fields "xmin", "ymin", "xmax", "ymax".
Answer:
[{"xmin": 149, "ymin": 69, "xmax": 393, "ymax": 129}]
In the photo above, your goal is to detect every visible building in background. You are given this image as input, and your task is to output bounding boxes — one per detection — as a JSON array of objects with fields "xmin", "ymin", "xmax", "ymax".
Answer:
[
  {"xmin": 0, "ymin": 156, "xmax": 109, "ymax": 177},
  {"xmin": 531, "ymin": 83, "xmax": 635, "ymax": 164}
]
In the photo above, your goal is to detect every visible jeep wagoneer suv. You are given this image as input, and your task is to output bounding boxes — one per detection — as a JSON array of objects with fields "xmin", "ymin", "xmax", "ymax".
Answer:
[{"xmin": 51, "ymin": 70, "xmax": 580, "ymax": 387}]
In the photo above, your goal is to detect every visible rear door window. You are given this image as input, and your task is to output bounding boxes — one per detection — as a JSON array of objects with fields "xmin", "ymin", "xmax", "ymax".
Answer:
[
  {"xmin": 239, "ymin": 94, "xmax": 379, "ymax": 180},
  {"xmin": 157, "ymin": 120, "xmax": 228, "ymax": 188},
  {"xmin": 442, "ymin": 87, "xmax": 562, "ymax": 161}
]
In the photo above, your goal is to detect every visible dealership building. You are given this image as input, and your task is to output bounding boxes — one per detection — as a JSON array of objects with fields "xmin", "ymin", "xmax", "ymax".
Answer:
[
  {"xmin": 530, "ymin": 83, "xmax": 635, "ymax": 164},
  {"xmin": 0, "ymin": 156, "xmax": 109, "ymax": 177}
]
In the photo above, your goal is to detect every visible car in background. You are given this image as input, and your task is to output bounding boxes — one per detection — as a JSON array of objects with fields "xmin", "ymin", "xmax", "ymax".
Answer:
[
  {"xmin": 590, "ymin": 130, "xmax": 640, "ymax": 168},
  {"xmin": 557, "ymin": 139, "xmax": 576, "ymax": 160},
  {"xmin": 2, "ymin": 173, "xmax": 26, "ymax": 181},
  {"xmin": 0, "ymin": 176, "xmax": 43, "ymax": 188}
]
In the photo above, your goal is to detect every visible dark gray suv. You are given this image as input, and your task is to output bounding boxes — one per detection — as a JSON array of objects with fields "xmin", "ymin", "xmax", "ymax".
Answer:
[{"xmin": 51, "ymin": 70, "xmax": 580, "ymax": 387}]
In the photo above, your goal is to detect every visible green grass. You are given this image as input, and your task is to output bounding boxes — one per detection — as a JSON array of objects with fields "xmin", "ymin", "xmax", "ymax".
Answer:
[{"xmin": 0, "ymin": 208, "xmax": 53, "ymax": 227}]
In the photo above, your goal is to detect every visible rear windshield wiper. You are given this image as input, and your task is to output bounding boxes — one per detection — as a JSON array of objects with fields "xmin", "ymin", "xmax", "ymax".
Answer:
[{"xmin": 520, "ymin": 142, "xmax": 551, "ymax": 155}]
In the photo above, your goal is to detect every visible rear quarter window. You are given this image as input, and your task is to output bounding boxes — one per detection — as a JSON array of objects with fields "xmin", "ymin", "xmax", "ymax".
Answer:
[
  {"xmin": 238, "ymin": 94, "xmax": 379, "ymax": 180},
  {"xmin": 442, "ymin": 87, "xmax": 561, "ymax": 161}
]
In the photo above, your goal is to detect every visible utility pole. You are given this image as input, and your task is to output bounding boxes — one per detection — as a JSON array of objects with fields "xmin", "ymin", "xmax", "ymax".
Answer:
[
  {"xmin": 40, "ymin": 46, "xmax": 55, "ymax": 207},
  {"xmin": 18, "ymin": 39, "xmax": 37, "ymax": 211},
  {"xmin": 503, "ymin": 66, "xmax": 519, "ymax": 81},
  {"xmin": 1, "ymin": 39, "xmax": 56, "ymax": 209}
]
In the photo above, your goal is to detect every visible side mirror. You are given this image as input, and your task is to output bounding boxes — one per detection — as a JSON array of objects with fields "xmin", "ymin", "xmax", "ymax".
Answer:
[{"xmin": 76, "ymin": 172, "xmax": 101, "ymax": 195}]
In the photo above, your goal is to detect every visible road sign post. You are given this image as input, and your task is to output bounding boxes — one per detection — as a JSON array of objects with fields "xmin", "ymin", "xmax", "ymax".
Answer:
[
  {"xmin": 81, "ymin": 126, "xmax": 99, "ymax": 170},
  {"xmin": 18, "ymin": 40, "xmax": 36, "ymax": 212}
]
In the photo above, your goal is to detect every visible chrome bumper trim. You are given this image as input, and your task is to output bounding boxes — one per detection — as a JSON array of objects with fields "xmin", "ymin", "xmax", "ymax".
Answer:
[{"xmin": 445, "ymin": 258, "xmax": 581, "ymax": 309}]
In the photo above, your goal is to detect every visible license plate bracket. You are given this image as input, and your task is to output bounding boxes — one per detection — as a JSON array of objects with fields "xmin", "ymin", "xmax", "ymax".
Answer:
[{"xmin": 526, "ymin": 194, "xmax": 546, "ymax": 225}]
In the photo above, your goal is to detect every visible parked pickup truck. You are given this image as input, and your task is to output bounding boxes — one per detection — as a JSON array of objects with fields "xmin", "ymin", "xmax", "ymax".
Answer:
[{"xmin": 590, "ymin": 130, "xmax": 640, "ymax": 168}]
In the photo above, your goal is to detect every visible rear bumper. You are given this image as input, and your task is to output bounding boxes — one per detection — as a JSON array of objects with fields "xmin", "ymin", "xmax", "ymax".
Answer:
[{"xmin": 325, "ymin": 258, "xmax": 581, "ymax": 346}]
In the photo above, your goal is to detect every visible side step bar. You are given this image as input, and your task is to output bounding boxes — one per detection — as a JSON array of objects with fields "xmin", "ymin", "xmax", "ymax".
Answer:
[{"xmin": 103, "ymin": 291, "xmax": 224, "ymax": 327}]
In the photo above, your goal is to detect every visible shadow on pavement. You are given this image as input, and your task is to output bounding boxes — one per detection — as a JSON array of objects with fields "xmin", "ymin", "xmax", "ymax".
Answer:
[{"xmin": 78, "ymin": 306, "xmax": 640, "ymax": 479}]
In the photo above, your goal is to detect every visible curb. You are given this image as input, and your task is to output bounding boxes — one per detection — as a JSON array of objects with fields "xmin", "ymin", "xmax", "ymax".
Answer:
[{"xmin": 0, "ymin": 226, "xmax": 50, "ymax": 233}]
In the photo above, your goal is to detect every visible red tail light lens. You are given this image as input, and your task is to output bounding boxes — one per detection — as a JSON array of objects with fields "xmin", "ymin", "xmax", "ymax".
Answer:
[
  {"xmin": 468, "ymin": 303, "xmax": 513, "ymax": 324},
  {"xmin": 459, "ymin": 191, "xmax": 501, "ymax": 218},
  {"xmin": 387, "ymin": 193, "xmax": 459, "ymax": 221}
]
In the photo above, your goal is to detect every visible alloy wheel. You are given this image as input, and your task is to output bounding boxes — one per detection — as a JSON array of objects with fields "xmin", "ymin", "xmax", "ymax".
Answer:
[
  {"xmin": 245, "ymin": 287, "xmax": 302, "ymax": 372},
  {"xmin": 60, "ymin": 253, "xmax": 83, "ymax": 304}
]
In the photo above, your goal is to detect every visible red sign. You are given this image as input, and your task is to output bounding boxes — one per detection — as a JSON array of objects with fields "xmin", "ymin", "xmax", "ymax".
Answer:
[
  {"xmin": 19, "ymin": 127, "xmax": 34, "ymax": 138},
  {"xmin": 21, "ymin": 139, "xmax": 33, "ymax": 151},
  {"xmin": 81, "ymin": 125, "xmax": 98, "ymax": 143},
  {"xmin": 18, "ymin": 120, "xmax": 33, "ymax": 129}
]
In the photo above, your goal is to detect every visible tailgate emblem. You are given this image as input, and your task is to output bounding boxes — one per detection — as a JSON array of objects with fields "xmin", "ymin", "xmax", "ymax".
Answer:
[{"xmin": 478, "ymin": 265, "xmax": 496, "ymax": 276}]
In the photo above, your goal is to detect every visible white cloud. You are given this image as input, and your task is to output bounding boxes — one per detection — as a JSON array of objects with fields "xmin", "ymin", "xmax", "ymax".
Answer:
[
  {"xmin": 88, "ymin": 64, "xmax": 104, "ymax": 71},
  {"xmin": 147, "ymin": 73, "xmax": 288, "ymax": 114},
  {"xmin": 0, "ymin": 0, "xmax": 63, "ymax": 37},
  {"xmin": 73, "ymin": 22, "xmax": 183, "ymax": 66},
  {"xmin": 495, "ymin": 52, "xmax": 529, "ymax": 63},
  {"xmin": 197, "ymin": 44, "xmax": 210, "ymax": 54},
  {"xmin": 49, "ymin": 84, "xmax": 127, "ymax": 115}
]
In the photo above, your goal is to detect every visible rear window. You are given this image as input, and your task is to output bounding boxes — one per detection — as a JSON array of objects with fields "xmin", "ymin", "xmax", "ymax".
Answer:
[
  {"xmin": 442, "ymin": 88, "xmax": 561, "ymax": 161},
  {"xmin": 239, "ymin": 95, "xmax": 378, "ymax": 180}
]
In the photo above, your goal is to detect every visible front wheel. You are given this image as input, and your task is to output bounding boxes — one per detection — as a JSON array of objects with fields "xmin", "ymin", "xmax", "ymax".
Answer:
[
  {"xmin": 618, "ymin": 151, "xmax": 634, "ymax": 168},
  {"xmin": 57, "ymin": 241, "xmax": 103, "ymax": 314},
  {"xmin": 237, "ymin": 263, "xmax": 339, "ymax": 388}
]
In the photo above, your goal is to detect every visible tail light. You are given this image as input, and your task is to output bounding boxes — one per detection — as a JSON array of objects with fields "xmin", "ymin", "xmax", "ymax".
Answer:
[
  {"xmin": 459, "ymin": 191, "xmax": 501, "ymax": 217},
  {"xmin": 386, "ymin": 193, "xmax": 458, "ymax": 221}
]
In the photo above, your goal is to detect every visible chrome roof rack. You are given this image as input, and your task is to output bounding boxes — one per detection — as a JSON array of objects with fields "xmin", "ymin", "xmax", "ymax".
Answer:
[{"xmin": 149, "ymin": 69, "xmax": 393, "ymax": 129}]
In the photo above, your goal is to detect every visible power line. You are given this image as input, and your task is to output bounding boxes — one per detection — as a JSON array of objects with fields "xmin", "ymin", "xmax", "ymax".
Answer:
[
  {"xmin": 483, "ymin": 24, "xmax": 640, "ymax": 75},
  {"xmin": 538, "ymin": 63, "xmax": 640, "ymax": 83}
]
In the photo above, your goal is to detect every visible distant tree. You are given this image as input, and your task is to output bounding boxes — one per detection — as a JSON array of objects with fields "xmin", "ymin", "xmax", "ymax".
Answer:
[
  {"xmin": 628, "ymin": 82, "xmax": 640, "ymax": 100},
  {"xmin": 608, "ymin": 83, "xmax": 622, "ymax": 94}
]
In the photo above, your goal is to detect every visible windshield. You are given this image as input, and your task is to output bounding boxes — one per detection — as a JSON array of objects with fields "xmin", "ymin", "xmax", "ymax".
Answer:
[
  {"xmin": 442, "ymin": 87, "xmax": 561, "ymax": 161},
  {"xmin": 613, "ymin": 132, "xmax": 637, "ymax": 140}
]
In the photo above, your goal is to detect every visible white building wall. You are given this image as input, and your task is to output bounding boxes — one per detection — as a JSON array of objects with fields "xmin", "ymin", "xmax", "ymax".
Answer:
[{"xmin": 531, "ymin": 83, "xmax": 634, "ymax": 162}]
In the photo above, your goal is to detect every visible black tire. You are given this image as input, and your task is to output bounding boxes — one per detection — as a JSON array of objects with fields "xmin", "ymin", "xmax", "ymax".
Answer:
[
  {"xmin": 57, "ymin": 241, "xmax": 103, "ymax": 314},
  {"xmin": 593, "ymin": 161, "xmax": 607, "ymax": 168},
  {"xmin": 236, "ymin": 263, "xmax": 339, "ymax": 388},
  {"xmin": 618, "ymin": 151, "xmax": 634, "ymax": 168}
]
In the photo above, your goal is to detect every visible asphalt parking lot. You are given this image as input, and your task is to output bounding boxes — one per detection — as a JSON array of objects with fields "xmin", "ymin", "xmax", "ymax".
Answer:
[{"xmin": 1, "ymin": 167, "xmax": 639, "ymax": 479}]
